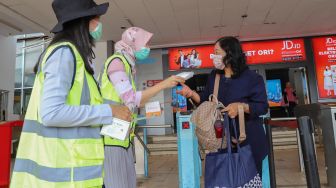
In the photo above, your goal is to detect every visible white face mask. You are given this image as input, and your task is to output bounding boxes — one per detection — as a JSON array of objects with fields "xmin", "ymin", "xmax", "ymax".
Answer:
[{"xmin": 211, "ymin": 54, "xmax": 225, "ymax": 70}]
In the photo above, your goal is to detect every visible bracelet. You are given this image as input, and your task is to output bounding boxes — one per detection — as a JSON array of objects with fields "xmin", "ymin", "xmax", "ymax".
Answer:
[
  {"xmin": 186, "ymin": 91, "xmax": 193, "ymax": 98},
  {"xmin": 190, "ymin": 90, "xmax": 197, "ymax": 98}
]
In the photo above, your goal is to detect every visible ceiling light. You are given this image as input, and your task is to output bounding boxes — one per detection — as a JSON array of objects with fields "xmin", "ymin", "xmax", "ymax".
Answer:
[
  {"xmin": 263, "ymin": 22, "xmax": 277, "ymax": 25},
  {"xmin": 213, "ymin": 25, "xmax": 226, "ymax": 28}
]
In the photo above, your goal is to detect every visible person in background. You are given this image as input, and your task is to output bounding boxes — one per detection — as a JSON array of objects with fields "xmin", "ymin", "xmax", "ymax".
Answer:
[
  {"xmin": 99, "ymin": 27, "xmax": 185, "ymax": 188},
  {"xmin": 182, "ymin": 54, "xmax": 191, "ymax": 68},
  {"xmin": 324, "ymin": 66, "xmax": 333, "ymax": 96},
  {"xmin": 176, "ymin": 49, "xmax": 186, "ymax": 68},
  {"xmin": 283, "ymin": 82, "xmax": 298, "ymax": 117},
  {"xmin": 177, "ymin": 36, "xmax": 269, "ymax": 183},
  {"xmin": 332, "ymin": 68, "xmax": 336, "ymax": 96},
  {"xmin": 190, "ymin": 49, "xmax": 202, "ymax": 67},
  {"xmin": 10, "ymin": 0, "xmax": 132, "ymax": 187}
]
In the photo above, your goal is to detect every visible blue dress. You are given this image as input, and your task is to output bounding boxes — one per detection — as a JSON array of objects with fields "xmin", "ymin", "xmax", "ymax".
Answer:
[{"xmin": 200, "ymin": 69, "xmax": 269, "ymax": 175}]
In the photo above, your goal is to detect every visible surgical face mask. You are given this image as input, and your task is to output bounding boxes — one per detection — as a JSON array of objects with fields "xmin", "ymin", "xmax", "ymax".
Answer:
[
  {"xmin": 135, "ymin": 47, "xmax": 150, "ymax": 61},
  {"xmin": 90, "ymin": 22, "xmax": 102, "ymax": 41},
  {"xmin": 211, "ymin": 54, "xmax": 225, "ymax": 70}
]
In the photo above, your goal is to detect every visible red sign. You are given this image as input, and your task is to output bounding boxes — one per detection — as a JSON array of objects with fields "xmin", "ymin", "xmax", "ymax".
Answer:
[
  {"xmin": 182, "ymin": 122, "xmax": 190, "ymax": 129},
  {"xmin": 312, "ymin": 36, "xmax": 336, "ymax": 99},
  {"xmin": 168, "ymin": 45, "xmax": 213, "ymax": 70},
  {"xmin": 242, "ymin": 39, "xmax": 306, "ymax": 65},
  {"xmin": 168, "ymin": 39, "xmax": 306, "ymax": 70},
  {"xmin": 146, "ymin": 80, "xmax": 162, "ymax": 87}
]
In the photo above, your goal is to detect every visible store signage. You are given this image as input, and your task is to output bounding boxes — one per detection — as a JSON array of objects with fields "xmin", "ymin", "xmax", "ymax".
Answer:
[
  {"xmin": 242, "ymin": 39, "xmax": 306, "ymax": 65},
  {"xmin": 168, "ymin": 38, "xmax": 306, "ymax": 70},
  {"xmin": 312, "ymin": 36, "xmax": 336, "ymax": 99}
]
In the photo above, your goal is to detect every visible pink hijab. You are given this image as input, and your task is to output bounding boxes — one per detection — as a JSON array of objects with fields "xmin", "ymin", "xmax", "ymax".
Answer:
[{"xmin": 115, "ymin": 27, "xmax": 153, "ymax": 68}]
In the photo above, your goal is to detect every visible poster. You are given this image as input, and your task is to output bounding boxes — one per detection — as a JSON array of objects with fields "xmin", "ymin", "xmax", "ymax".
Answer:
[
  {"xmin": 266, "ymin": 79, "xmax": 283, "ymax": 107},
  {"xmin": 168, "ymin": 39, "xmax": 306, "ymax": 70},
  {"xmin": 242, "ymin": 39, "xmax": 306, "ymax": 65},
  {"xmin": 171, "ymin": 86, "xmax": 187, "ymax": 112},
  {"xmin": 168, "ymin": 45, "xmax": 213, "ymax": 70},
  {"xmin": 312, "ymin": 36, "xmax": 336, "ymax": 98}
]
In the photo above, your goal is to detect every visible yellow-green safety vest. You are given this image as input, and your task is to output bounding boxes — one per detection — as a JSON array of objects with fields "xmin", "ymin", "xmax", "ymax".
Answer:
[
  {"xmin": 100, "ymin": 53, "xmax": 137, "ymax": 148},
  {"xmin": 10, "ymin": 42, "xmax": 105, "ymax": 188}
]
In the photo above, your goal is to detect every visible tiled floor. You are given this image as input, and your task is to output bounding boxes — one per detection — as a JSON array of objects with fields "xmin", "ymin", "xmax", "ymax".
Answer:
[{"xmin": 137, "ymin": 148, "xmax": 329, "ymax": 188}]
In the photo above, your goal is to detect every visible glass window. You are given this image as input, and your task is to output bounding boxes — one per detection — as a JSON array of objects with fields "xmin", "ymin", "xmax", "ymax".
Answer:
[
  {"xmin": 13, "ymin": 89, "xmax": 21, "ymax": 115},
  {"xmin": 14, "ymin": 35, "xmax": 45, "ymax": 115},
  {"xmin": 15, "ymin": 41, "xmax": 24, "ymax": 88},
  {"xmin": 22, "ymin": 89, "xmax": 32, "ymax": 115},
  {"xmin": 24, "ymin": 38, "xmax": 43, "ymax": 87}
]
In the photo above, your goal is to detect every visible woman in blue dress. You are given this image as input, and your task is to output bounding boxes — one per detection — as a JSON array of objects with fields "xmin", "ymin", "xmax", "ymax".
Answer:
[{"xmin": 178, "ymin": 36, "xmax": 269, "ymax": 182}]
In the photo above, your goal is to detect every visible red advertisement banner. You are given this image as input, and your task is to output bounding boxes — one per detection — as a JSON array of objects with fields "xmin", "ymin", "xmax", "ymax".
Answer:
[
  {"xmin": 168, "ymin": 39, "xmax": 306, "ymax": 70},
  {"xmin": 168, "ymin": 45, "xmax": 213, "ymax": 70},
  {"xmin": 242, "ymin": 39, "xmax": 306, "ymax": 65},
  {"xmin": 312, "ymin": 36, "xmax": 336, "ymax": 99}
]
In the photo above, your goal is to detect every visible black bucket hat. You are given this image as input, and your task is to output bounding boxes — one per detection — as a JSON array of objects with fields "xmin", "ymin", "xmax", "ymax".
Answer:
[{"xmin": 51, "ymin": 0, "xmax": 109, "ymax": 33}]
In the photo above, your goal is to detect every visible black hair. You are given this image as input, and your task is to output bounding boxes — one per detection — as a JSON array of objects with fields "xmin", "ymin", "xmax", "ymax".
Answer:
[
  {"xmin": 34, "ymin": 17, "xmax": 96, "ymax": 75},
  {"xmin": 191, "ymin": 49, "xmax": 197, "ymax": 58},
  {"xmin": 215, "ymin": 36, "xmax": 248, "ymax": 78}
]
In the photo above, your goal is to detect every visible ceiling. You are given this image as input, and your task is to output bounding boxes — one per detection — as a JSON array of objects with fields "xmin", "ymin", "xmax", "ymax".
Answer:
[{"xmin": 1, "ymin": 0, "xmax": 336, "ymax": 47}]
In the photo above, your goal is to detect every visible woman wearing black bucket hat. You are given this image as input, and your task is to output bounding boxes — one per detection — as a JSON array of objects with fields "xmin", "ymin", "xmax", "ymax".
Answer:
[{"xmin": 10, "ymin": 0, "xmax": 131, "ymax": 187}]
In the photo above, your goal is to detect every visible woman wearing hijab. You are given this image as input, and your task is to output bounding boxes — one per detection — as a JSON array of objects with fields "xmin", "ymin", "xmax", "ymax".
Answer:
[
  {"xmin": 99, "ymin": 27, "xmax": 185, "ymax": 188},
  {"xmin": 10, "ymin": 0, "xmax": 131, "ymax": 187}
]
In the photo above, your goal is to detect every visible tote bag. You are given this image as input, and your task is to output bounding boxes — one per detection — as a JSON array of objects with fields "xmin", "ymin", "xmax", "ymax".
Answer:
[{"xmin": 205, "ymin": 113, "xmax": 262, "ymax": 188}]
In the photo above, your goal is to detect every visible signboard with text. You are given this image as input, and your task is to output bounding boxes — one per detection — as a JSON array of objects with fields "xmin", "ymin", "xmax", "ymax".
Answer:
[
  {"xmin": 242, "ymin": 39, "xmax": 306, "ymax": 65},
  {"xmin": 312, "ymin": 36, "xmax": 336, "ymax": 99},
  {"xmin": 168, "ymin": 39, "xmax": 306, "ymax": 70}
]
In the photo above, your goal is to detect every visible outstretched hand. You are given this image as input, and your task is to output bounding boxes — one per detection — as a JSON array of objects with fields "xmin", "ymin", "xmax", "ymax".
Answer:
[
  {"xmin": 160, "ymin": 75, "xmax": 185, "ymax": 89},
  {"xmin": 176, "ymin": 83, "xmax": 194, "ymax": 98}
]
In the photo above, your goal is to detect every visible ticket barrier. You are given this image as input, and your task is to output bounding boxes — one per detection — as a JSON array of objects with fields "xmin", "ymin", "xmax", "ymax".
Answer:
[{"xmin": 176, "ymin": 112, "xmax": 202, "ymax": 188}]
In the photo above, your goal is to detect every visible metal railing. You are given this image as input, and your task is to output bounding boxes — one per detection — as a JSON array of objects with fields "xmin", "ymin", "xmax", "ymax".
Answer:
[
  {"xmin": 135, "ymin": 124, "xmax": 173, "ymax": 177},
  {"xmin": 264, "ymin": 116, "xmax": 321, "ymax": 188}
]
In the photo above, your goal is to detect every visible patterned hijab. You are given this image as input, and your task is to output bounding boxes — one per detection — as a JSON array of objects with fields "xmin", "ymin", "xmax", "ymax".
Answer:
[{"xmin": 114, "ymin": 27, "xmax": 153, "ymax": 72}]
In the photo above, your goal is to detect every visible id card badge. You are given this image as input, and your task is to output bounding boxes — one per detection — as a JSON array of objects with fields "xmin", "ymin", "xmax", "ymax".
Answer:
[
  {"xmin": 145, "ymin": 101, "xmax": 162, "ymax": 118},
  {"xmin": 100, "ymin": 118, "xmax": 131, "ymax": 141}
]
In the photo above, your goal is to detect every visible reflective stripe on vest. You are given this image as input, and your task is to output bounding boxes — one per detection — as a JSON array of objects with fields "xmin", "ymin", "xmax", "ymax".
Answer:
[
  {"xmin": 10, "ymin": 42, "xmax": 104, "ymax": 188},
  {"xmin": 13, "ymin": 159, "xmax": 102, "ymax": 182},
  {"xmin": 100, "ymin": 54, "xmax": 137, "ymax": 148},
  {"xmin": 22, "ymin": 120, "xmax": 101, "ymax": 139}
]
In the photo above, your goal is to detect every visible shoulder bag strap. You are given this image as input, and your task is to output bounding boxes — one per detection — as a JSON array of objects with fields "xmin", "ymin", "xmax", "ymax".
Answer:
[
  {"xmin": 238, "ymin": 104, "xmax": 247, "ymax": 142},
  {"xmin": 213, "ymin": 74, "xmax": 220, "ymax": 100}
]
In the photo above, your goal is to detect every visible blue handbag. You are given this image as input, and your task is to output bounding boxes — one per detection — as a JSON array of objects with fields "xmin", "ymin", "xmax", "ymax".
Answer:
[{"xmin": 205, "ymin": 113, "xmax": 262, "ymax": 188}]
